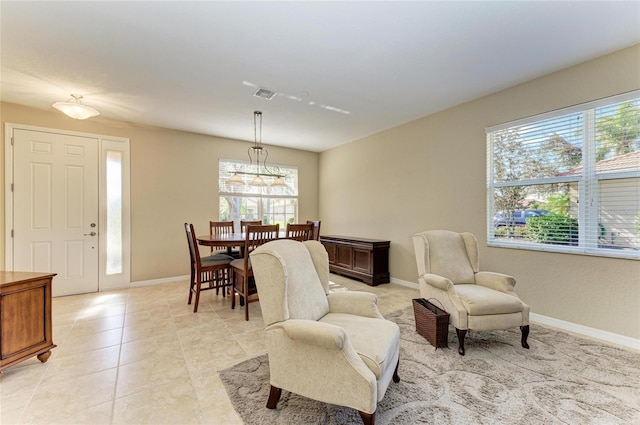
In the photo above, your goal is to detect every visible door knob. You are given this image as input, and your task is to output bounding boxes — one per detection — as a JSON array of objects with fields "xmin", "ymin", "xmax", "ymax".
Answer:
[{"xmin": 84, "ymin": 231, "xmax": 97, "ymax": 236}]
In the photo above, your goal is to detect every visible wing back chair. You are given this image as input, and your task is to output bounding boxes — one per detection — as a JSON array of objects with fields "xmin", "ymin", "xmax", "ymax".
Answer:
[
  {"xmin": 412, "ymin": 230, "xmax": 530, "ymax": 355},
  {"xmin": 250, "ymin": 239, "xmax": 400, "ymax": 425}
]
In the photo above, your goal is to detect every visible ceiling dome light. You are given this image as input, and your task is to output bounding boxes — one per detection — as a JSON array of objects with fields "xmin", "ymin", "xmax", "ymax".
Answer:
[{"xmin": 52, "ymin": 94, "xmax": 100, "ymax": 120}]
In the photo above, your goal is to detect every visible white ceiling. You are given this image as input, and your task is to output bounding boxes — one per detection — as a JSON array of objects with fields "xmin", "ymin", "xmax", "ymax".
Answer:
[{"xmin": 2, "ymin": 1, "xmax": 639, "ymax": 152}]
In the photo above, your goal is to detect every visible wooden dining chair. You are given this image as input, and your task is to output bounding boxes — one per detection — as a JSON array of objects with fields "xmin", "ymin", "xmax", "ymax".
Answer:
[
  {"xmin": 239, "ymin": 220, "xmax": 262, "ymax": 257},
  {"xmin": 286, "ymin": 223, "xmax": 314, "ymax": 241},
  {"xmin": 306, "ymin": 220, "xmax": 321, "ymax": 240},
  {"xmin": 184, "ymin": 223, "xmax": 233, "ymax": 313},
  {"xmin": 209, "ymin": 220, "xmax": 240, "ymax": 258},
  {"xmin": 240, "ymin": 220, "xmax": 262, "ymax": 233},
  {"xmin": 230, "ymin": 224, "xmax": 280, "ymax": 321}
]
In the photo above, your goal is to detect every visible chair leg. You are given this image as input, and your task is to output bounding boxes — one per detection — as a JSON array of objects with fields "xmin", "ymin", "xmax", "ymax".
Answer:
[
  {"xmin": 231, "ymin": 269, "xmax": 236, "ymax": 310},
  {"xmin": 193, "ymin": 279, "xmax": 201, "ymax": 313},
  {"xmin": 359, "ymin": 411, "xmax": 375, "ymax": 425},
  {"xmin": 266, "ymin": 385, "xmax": 281, "ymax": 409},
  {"xmin": 244, "ymin": 276, "xmax": 250, "ymax": 321},
  {"xmin": 187, "ymin": 267, "xmax": 195, "ymax": 305},
  {"xmin": 235, "ymin": 274, "xmax": 245, "ymax": 306},
  {"xmin": 222, "ymin": 269, "xmax": 229, "ymax": 298},
  {"xmin": 234, "ymin": 271, "xmax": 245, "ymax": 306},
  {"xmin": 520, "ymin": 325, "xmax": 530, "ymax": 349},
  {"xmin": 267, "ymin": 385, "xmax": 376, "ymax": 425},
  {"xmin": 456, "ymin": 328, "xmax": 467, "ymax": 356},
  {"xmin": 392, "ymin": 358, "xmax": 400, "ymax": 383}
]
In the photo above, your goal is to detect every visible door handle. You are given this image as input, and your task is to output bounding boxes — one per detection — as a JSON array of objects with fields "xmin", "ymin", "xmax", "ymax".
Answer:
[{"xmin": 84, "ymin": 231, "xmax": 97, "ymax": 236}]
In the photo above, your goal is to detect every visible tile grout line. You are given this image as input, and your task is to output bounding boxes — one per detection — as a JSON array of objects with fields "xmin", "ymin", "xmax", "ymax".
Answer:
[{"xmin": 109, "ymin": 291, "xmax": 129, "ymax": 425}]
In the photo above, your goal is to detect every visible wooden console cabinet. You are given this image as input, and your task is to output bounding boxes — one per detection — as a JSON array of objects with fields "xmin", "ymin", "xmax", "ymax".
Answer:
[
  {"xmin": 0, "ymin": 272, "xmax": 56, "ymax": 377},
  {"xmin": 320, "ymin": 236, "xmax": 390, "ymax": 286}
]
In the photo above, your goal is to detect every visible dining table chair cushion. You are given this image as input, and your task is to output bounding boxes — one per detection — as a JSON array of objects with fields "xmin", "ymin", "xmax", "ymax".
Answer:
[
  {"xmin": 203, "ymin": 253, "xmax": 235, "ymax": 262},
  {"xmin": 230, "ymin": 257, "xmax": 250, "ymax": 271},
  {"xmin": 201, "ymin": 255, "xmax": 234, "ymax": 267}
]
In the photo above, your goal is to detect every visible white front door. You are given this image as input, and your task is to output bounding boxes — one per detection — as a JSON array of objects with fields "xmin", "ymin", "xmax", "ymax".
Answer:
[{"xmin": 12, "ymin": 129, "xmax": 99, "ymax": 296}]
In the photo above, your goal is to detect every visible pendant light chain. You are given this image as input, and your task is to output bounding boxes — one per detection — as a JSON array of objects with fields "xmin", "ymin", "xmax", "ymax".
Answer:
[{"xmin": 227, "ymin": 110, "xmax": 287, "ymax": 187}]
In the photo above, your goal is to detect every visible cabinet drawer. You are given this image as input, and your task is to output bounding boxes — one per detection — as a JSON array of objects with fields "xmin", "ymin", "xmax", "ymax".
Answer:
[
  {"xmin": 353, "ymin": 248, "xmax": 372, "ymax": 273},
  {"xmin": 324, "ymin": 242, "xmax": 337, "ymax": 264},
  {"xmin": 336, "ymin": 245, "xmax": 353, "ymax": 269}
]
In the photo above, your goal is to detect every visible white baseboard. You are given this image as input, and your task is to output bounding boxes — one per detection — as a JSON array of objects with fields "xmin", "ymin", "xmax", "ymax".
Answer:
[
  {"xmin": 529, "ymin": 312, "xmax": 639, "ymax": 352},
  {"xmin": 390, "ymin": 277, "xmax": 419, "ymax": 289},
  {"xmin": 130, "ymin": 275, "xmax": 189, "ymax": 288}
]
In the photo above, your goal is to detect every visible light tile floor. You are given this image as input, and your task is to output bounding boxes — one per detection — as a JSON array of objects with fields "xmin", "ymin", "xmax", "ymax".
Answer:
[{"xmin": 0, "ymin": 274, "xmax": 417, "ymax": 425}]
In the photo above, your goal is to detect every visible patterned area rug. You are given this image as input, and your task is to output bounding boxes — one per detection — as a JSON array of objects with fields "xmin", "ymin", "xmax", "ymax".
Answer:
[{"xmin": 219, "ymin": 307, "xmax": 640, "ymax": 424}]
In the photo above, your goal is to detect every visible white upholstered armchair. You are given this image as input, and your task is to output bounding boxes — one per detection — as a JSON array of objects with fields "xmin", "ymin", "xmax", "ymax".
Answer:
[
  {"xmin": 413, "ymin": 230, "xmax": 530, "ymax": 355},
  {"xmin": 250, "ymin": 239, "xmax": 400, "ymax": 425}
]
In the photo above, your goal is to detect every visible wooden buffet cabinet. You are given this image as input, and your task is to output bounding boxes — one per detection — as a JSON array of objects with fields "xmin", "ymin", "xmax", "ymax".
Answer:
[
  {"xmin": 319, "ymin": 236, "xmax": 390, "ymax": 286},
  {"xmin": 0, "ymin": 272, "xmax": 56, "ymax": 377}
]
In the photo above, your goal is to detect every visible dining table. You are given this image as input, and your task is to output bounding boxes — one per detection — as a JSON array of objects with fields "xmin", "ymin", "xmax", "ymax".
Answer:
[{"xmin": 196, "ymin": 231, "xmax": 287, "ymax": 254}]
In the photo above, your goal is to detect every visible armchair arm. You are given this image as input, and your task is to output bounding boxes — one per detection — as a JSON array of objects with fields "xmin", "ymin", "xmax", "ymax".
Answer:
[
  {"xmin": 327, "ymin": 291, "xmax": 383, "ymax": 319},
  {"xmin": 419, "ymin": 274, "xmax": 468, "ymax": 329},
  {"xmin": 422, "ymin": 273, "xmax": 454, "ymax": 291},
  {"xmin": 265, "ymin": 319, "xmax": 378, "ymax": 414},
  {"xmin": 475, "ymin": 271, "xmax": 516, "ymax": 293},
  {"xmin": 267, "ymin": 319, "xmax": 348, "ymax": 350}
]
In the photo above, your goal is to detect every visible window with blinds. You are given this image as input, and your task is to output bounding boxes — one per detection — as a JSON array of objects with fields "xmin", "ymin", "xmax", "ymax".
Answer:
[
  {"xmin": 218, "ymin": 159, "xmax": 298, "ymax": 229},
  {"xmin": 486, "ymin": 91, "xmax": 640, "ymax": 259}
]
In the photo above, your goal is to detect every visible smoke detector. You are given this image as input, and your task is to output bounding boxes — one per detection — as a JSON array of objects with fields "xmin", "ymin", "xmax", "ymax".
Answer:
[{"xmin": 253, "ymin": 88, "xmax": 276, "ymax": 100}]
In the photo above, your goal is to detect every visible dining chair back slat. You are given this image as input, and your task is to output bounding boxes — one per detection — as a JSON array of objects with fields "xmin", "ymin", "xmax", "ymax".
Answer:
[
  {"xmin": 240, "ymin": 220, "xmax": 262, "ymax": 233},
  {"xmin": 239, "ymin": 220, "xmax": 263, "ymax": 257},
  {"xmin": 209, "ymin": 220, "xmax": 239, "ymax": 257},
  {"xmin": 286, "ymin": 223, "xmax": 314, "ymax": 242}
]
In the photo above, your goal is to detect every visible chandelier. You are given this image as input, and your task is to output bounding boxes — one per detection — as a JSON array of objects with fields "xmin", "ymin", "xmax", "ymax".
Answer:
[
  {"xmin": 228, "ymin": 111, "xmax": 287, "ymax": 187},
  {"xmin": 52, "ymin": 94, "xmax": 100, "ymax": 120}
]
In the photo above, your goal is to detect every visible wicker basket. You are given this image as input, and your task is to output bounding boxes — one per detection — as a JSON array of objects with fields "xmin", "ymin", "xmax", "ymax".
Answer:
[{"xmin": 412, "ymin": 298, "xmax": 450, "ymax": 349}]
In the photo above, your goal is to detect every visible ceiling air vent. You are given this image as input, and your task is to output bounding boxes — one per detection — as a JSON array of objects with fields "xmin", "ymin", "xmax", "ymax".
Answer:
[{"xmin": 253, "ymin": 88, "xmax": 276, "ymax": 100}]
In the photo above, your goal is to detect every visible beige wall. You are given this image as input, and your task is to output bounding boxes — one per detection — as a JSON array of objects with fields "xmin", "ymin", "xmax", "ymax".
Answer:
[
  {"xmin": 2, "ymin": 46, "xmax": 638, "ymax": 339},
  {"xmin": 0, "ymin": 103, "xmax": 319, "ymax": 282},
  {"xmin": 319, "ymin": 44, "xmax": 640, "ymax": 339}
]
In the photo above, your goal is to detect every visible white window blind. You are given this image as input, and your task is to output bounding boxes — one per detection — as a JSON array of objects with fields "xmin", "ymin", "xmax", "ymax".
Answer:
[
  {"xmin": 486, "ymin": 91, "xmax": 640, "ymax": 259},
  {"xmin": 218, "ymin": 159, "xmax": 298, "ymax": 229}
]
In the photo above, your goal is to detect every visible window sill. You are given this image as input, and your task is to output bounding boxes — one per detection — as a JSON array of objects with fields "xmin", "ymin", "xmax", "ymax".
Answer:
[{"xmin": 487, "ymin": 240, "xmax": 640, "ymax": 260}]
